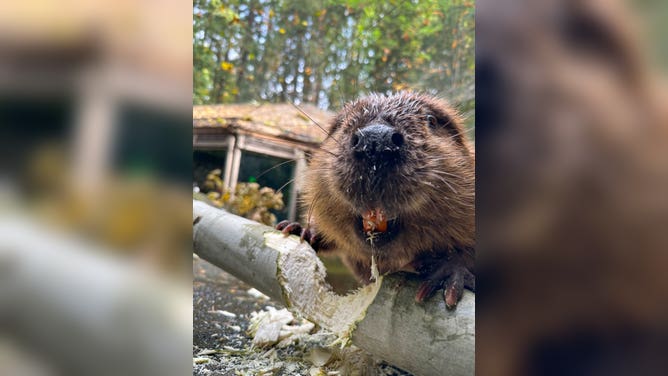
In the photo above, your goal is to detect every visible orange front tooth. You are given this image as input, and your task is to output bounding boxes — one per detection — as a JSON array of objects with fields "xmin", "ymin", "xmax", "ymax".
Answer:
[
  {"xmin": 362, "ymin": 208, "xmax": 387, "ymax": 233},
  {"xmin": 362, "ymin": 210, "xmax": 375, "ymax": 232},
  {"xmin": 375, "ymin": 209, "xmax": 387, "ymax": 232}
]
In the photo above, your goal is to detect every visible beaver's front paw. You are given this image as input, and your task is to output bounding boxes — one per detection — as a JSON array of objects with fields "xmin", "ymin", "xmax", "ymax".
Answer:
[
  {"xmin": 414, "ymin": 257, "xmax": 475, "ymax": 310},
  {"xmin": 275, "ymin": 220, "xmax": 319, "ymax": 248}
]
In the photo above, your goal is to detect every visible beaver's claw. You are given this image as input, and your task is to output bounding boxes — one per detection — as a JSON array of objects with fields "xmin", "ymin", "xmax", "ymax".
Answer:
[
  {"xmin": 276, "ymin": 220, "xmax": 316, "ymax": 245},
  {"xmin": 414, "ymin": 257, "xmax": 475, "ymax": 310}
]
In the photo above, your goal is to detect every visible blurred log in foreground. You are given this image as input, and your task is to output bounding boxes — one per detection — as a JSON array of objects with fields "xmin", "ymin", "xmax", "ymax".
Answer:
[{"xmin": 0, "ymin": 215, "xmax": 192, "ymax": 376}]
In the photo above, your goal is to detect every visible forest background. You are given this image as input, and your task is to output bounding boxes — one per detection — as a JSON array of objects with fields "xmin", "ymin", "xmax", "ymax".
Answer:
[{"xmin": 193, "ymin": 0, "xmax": 475, "ymax": 129}]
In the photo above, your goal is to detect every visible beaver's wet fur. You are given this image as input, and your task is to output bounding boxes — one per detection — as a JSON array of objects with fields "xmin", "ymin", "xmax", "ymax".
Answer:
[{"xmin": 278, "ymin": 92, "xmax": 475, "ymax": 308}]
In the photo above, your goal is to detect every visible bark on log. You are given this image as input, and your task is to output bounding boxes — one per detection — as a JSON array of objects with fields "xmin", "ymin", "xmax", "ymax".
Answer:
[
  {"xmin": 0, "ymin": 216, "xmax": 191, "ymax": 376},
  {"xmin": 193, "ymin": 200, "xmax": 474, "ymax": 376}
]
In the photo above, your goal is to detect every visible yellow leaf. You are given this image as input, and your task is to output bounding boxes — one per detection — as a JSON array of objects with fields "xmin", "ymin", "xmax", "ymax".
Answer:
[
  {"xmin": 301, "ymin": 20, "xmax": 308, "ymax": 26},
  {"xmin": 279, "ymin": 28, "xmax": 286, "ymax": 34},
  {"xmin": 393, "ymin": 83, "xmax": 409, "ymax": 91},
  {"xmin": 221, "ymin": 62, "xmax": 234, "ymax": 71}
]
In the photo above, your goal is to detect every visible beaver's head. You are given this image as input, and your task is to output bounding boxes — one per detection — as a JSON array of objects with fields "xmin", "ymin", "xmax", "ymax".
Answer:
[{"xmin": 316, "ymin": 92, "xmax": 474, "ymax": 246}]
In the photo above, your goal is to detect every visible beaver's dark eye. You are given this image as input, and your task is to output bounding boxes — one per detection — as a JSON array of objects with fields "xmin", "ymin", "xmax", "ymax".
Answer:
[{"xmin": 426, "ymin": 114, "xmax": 438, "ymax": 128}]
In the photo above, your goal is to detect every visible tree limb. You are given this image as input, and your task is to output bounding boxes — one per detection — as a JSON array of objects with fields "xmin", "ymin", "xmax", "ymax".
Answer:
[
  {"xmin": 0, "ymin": 216, "xmax": 191, "ymax": 376},
  {"xmin": 193, "ymin": 200, "xmax": 474, "ymax": 376}
]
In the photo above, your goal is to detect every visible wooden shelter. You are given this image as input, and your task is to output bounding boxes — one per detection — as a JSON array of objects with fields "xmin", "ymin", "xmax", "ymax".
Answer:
[{"xmin": 193, "ymin": 103, "xmax": 334, "ymax": 221}]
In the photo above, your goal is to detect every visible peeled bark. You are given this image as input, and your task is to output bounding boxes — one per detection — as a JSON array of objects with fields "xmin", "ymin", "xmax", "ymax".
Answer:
[{"xmin": 193, "ymin": 200, "xmax": 474, "ymax": 376}]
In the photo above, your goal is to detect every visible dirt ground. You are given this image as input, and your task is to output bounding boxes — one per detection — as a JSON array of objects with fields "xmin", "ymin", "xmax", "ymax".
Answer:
[{"xmin": 192, "ymin": 255, "xmax": 413, "ymax": 376}]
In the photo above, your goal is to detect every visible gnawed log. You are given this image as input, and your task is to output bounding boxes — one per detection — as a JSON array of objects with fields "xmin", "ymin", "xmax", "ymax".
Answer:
[{"xmin": 193, "ymin": 200, "xmax": 474, "ymax": 376}]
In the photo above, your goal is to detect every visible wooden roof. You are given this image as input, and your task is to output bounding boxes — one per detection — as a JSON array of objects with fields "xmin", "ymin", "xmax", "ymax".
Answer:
[{"xmin": 193, "ymin": 103, "xmax": 334, "ymax": 145}]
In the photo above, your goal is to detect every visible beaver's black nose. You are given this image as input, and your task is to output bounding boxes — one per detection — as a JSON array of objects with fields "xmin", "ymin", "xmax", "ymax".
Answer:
[{"xmin": 351, "ymin": 124, "xmax": 404, "ymax": 162}]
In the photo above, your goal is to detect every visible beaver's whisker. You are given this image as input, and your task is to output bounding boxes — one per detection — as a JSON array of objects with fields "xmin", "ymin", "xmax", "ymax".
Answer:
[
  {"xmin": 276, "ymin": 178, "xmax": 295, "ymax": 195},
  {"xmin": 315, "ymin": 147, "xmax": 339, "ymax": 158},
  {"xmin": 256, "ymin": 158, "xmax": 304, "ymax": 180},
  {"xmin": 416, "ymin": 165, "xmax": 463, "ymax": 181},
  {"xmin": 291, "ymin": 102, "xmax": 343, "ymax": 147},
  {"xmin": 422, "ymin": 172, "xmax": 458, "ymax": 194},
  {"xmin": 306, "ymin": 186, "xmax": 324, "ymax": 229}
]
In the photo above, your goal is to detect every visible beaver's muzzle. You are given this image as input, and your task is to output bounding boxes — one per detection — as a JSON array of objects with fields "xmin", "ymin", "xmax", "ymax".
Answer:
[{"xmin": 351, "ymin": 123, "xmax": 405, "ymax": 166}]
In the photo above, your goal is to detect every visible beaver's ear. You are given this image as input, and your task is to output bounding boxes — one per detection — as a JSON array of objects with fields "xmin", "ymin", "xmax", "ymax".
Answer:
[{"xmin": 427, "ymin": 107, "xmax": 469, "ymax": 149}]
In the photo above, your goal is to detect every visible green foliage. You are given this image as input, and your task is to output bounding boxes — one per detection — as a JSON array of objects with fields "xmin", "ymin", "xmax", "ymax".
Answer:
[
  {"xmin": 193, "ymin": 0, "xmax": 474, "ymax": 128},
  {"xmin": 201, "ymin": 169, "xmax": 285, "ymax": 226}
]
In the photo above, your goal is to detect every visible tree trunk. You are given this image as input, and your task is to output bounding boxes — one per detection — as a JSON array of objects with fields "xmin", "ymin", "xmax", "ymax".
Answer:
[{"xmin": 193, "ymin": 200, "xmax": 474, "ymax": 376}]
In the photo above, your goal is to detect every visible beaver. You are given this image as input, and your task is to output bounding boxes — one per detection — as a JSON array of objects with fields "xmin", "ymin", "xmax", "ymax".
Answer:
[{"xmin": 277, "ymin": 92, "xmax": 475, "ymax": 309}]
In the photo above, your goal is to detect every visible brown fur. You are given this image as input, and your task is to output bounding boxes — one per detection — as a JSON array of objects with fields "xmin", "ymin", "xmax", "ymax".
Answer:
[
  {"xmin": 302, "ymin": 92, "xmax": 475, "ymax": 282},
  {"xmin": 476, "ymin": 1, "xmax": 668, "ymax": 375}
]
